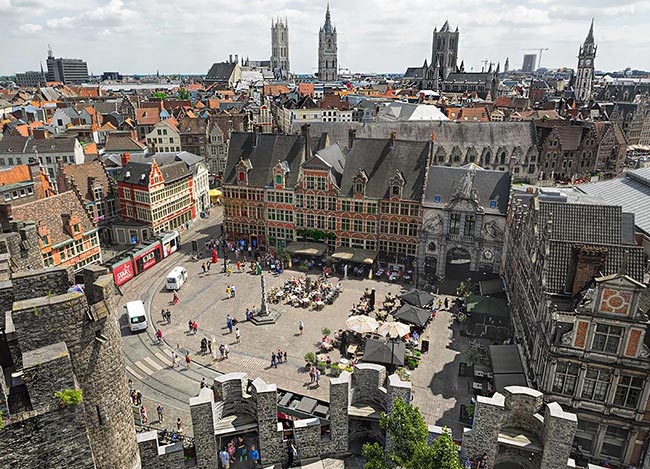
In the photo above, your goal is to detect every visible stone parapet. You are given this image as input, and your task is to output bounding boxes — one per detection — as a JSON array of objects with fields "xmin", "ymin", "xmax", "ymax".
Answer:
[
  {"xmin": 22, "ymin": 341, "xmax": 74, "ymax": 410},
  {"xmin": 137, "ymin": 430, "xmax": 185, "ymax": 469}
]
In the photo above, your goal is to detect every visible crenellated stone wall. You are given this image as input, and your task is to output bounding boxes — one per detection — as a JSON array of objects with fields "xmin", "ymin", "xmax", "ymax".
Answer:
[{"xmin": 137, "ymin": 431, "xmax": 185, "ymax": 469}]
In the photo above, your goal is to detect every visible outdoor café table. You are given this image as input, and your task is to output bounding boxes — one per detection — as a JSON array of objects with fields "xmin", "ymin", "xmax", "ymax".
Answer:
[
  {"xmin": 339, "ymin": 358, "xmax": 349, "ymax": 366},
  {"xmin": 275, "ymin": 291, "xmax": 284, "ymax": 298},
  {"xmin": 315, "ymin": 301, "xmax": 325, "ymax": 310}
]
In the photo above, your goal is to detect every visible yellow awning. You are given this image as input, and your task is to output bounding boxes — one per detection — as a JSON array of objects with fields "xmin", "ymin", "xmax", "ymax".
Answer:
[
  {"xmin": 209, "ymin": 189, "xmax": 222, "ymax": 197},
  {"xmin": 331, "ymin": 247, "xmax": 378, "ymax": 265}
]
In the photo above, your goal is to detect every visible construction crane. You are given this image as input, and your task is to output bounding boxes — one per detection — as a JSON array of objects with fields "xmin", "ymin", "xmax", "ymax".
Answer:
[{"xmin": 523, "ymin": 48, "xmax": 549, "ymax": 70}]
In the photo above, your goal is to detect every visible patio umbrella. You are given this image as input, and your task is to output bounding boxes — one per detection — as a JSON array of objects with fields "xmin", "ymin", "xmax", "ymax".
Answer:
[
  {"xmin": 362, "ymin": 338, "xmax": 405, "ymax": 367},
  {"xmin": 377, "ymin": 321, "xmax": 410, "ymax": 338},
  {"xmin": 393, "ymin": 304, "xmax": 431, "ymax": 327},
  {"xmin": 465, "ymin": 295, "xmax": 509, "ymax": 318},
  {"xmin": 399, "ymin": 289, "xmax": 436, "ymax": 308},
  {"xmin": 345, "ymin": 316, "xmax": 379, "ymax": 334}
]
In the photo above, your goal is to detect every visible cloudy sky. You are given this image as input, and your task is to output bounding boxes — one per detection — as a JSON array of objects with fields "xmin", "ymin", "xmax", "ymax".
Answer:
[{"xmin": 1, "ymin": 0, "xmax": 649, "ymax": 76}]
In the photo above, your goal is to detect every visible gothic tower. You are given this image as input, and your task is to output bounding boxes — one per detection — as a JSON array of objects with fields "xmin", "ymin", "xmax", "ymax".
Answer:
[
  {"xmin": 431, "ymin": 21, "xmax": 459, "ymax": 79},
  {"xmin": 318, "ymin": 3, "xmax": 338, "ymax": 81},
  {"xmin": 271, "ymin": 17, "xmax": 290, "ymax": 79},
  {"xmin": 576, "ymin": 19, "xmax": 596, "ymax": 104}
]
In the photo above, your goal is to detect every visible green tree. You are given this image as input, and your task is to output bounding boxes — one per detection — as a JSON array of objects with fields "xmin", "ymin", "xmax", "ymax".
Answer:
[
  {"xmin": 151, "ymin": 92, "xmax": 167, "ymax": 100},
  {"xmin": 362, "ymin": 398, "xmax": 462, "ymax": 469},
  {"xmin": 177, "ymin": 87, "xmax": 190, "ymax": 100}
]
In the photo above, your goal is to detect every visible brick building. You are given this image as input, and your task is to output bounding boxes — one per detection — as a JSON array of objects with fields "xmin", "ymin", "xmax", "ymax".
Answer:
[
  {"xmin": 56, "ymin": 160, "xmax": 119, "ymax": 243},
  {"xmin": 0, "ymin": 191, "xmax": 102, "ymax": 271},
  {"xmin": 0, "ymin": 162, "xmax": 54, "ymax": 205},
  {"xmin": 502, "ymin": 189, "xmax": 649, "ymax": 467},
  {"xmin": 116, "ymin": 155, "xmax": 194, "ymax": 236}
]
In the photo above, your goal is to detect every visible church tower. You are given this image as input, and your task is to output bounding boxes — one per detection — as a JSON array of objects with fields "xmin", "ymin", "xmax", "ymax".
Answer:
[
  {"xmin": 575, "ymin": 19, "xmax": 596, "ymax": 104},
  {"xmin": 271, "ymin": 17, "xmax": 290, "ymax": 79},
  {"xmin": 318, "ymin": 3, "xmax": 338, "ymax": 81},
  {"xmin": 431, "ymin": 21, "xmax": 459, "ymax": 79}
]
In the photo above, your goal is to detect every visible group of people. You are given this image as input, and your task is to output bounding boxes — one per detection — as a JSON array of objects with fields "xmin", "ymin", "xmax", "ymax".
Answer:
[
  {"xmin": 219, "ymin": 436, "xmax": 260, "ymax": 468},
  {"xmin": 270, "ymin": 275, "xmax": 342, "ymax": 308},
  {"xmin": 270, "ymin": 348, "xmax": 288, "ymax": 368}
]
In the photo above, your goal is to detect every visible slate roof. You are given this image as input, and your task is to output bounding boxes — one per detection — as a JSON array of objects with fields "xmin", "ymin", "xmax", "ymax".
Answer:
[
  {"xmin": 404, "ymin": 67, "xmax": 425, "ymax": 79},
  {"xmin": 423, "ymin": 166, "xmax": 511, "ymax": 214},
  {"xmin": 206, "ymin": 62, "xmax": 237, "ymax": 82},
  {"xmin": 177, "ymin": 116, "xmax": 207, "ymax": 135},
  {"xmin": 10, "ymin": 191, "xmax": 95, "ymax": 246},
  {"xmin": 223, "ymin": 132, "xmax": 314, "ymax": 187},
  {"xmin": 295, "ymin": 122, "xmax": 537, "ymax": 151},
  {"xmin": 116, "ymin": 160, "xmax": 190, "ymax": 186},
  {"xmin": 537, "ymin": 198, "xmax": 645, "ymax": 292},
  {"xmin": 0, "ymin": 135, "xmax": 77, "ymax": 154},
  {"xmin": 339, "ymin": 138, "xmax": 430, "ymax": 200},
  {"xmin": 145, "ymin": 151, "xmax": 205, "ymax": 174},
  {"xmin": 577, "ymin": 167, "xmax": 650, "ymax": 236},
  {"xmin": 445, "ymin": 72, "xmax": 494, "ymax": 84},
  {"xmin": 311, "ymin": 142, "xmax": 346, "ymax": 186}
]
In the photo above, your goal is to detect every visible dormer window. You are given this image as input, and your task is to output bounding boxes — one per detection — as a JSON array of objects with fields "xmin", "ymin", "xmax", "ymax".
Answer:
[
  {"xmin": 354, "ymin": 181, "xmax": 365, "ymax": 195},
  {"xmin": 389, "ymin": 169, "xmax": 405, "ymax": 200},
  {"xmin": 73, "ymin": 223, "xmax": 80, "ymax": 234},
  {"xmin": 490, "ymin": 200, "xmax": 497, "ymax": 208},
  {"xmin": 276, "ymin": 175, "xmax": 283, "ymax": 185},
  {"xmin": 239, "ymin": 171, "xmax": 246, "ymax": 181},
  {"xmin": 41, "ymin": 234, "xmax": 50, "ymax": 246},
  {"xmin": 391, "ymin": 185, "xmax": 401, "ymax": 197}
]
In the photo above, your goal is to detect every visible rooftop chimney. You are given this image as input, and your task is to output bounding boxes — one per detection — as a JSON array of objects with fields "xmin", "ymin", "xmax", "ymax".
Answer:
[
  {"xmin": 570, "ymin": 245, "xmax": 608, "ymax": 294},
  {"xmin": 121, "ymin": 152, "xmax": 130, "ymax": 167},
  {"xmin": 348, "ymin": 129, "xmax": 356, "ymax": 150},
  {"xmin": 301, "ymin": 124, "xmax": 312, "ymax": 161},
  {"xmin": 235, "ymin": 54, "xmax": 239, "ymax": 65},
  {"xmin": 229, "ymin": 54, "xmax": 233, "ymax": 63}
]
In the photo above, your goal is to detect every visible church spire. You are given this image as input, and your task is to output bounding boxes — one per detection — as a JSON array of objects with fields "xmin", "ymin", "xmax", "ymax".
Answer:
[
  {"xmin": 585, "ymin": 18, "xmax": 594, "ymax": 43},
  {"xmin": 323, "ymin": 2, "xmax": 334, "ymax": 34}
]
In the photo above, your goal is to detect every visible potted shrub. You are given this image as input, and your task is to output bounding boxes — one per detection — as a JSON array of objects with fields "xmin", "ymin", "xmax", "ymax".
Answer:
[
  {"xmin": 321, "ymin": 327, "xmax": 331, "ymax": 338},
  {"xmin": 316, "ymin": 361, "xmax": 327, "ymax": 372},
  {"xmin": 304, "ymin": 352, "xmax": 316, "ymax": 368}
]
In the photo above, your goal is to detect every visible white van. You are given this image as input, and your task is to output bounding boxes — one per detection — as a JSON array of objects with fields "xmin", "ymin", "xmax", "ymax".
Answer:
[
  {"xmin": 125, "ymin": 300, "xmax": 148, "ymax": 332},
  {"xmin": 166, "ymin": 266, "xmax": 188, "ymax": 291}
]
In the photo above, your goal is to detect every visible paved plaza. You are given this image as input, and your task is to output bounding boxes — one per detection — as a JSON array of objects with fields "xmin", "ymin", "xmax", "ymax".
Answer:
[{"xmin": 119, "ymin": 210, "xmax": 474, "ymax": 440}]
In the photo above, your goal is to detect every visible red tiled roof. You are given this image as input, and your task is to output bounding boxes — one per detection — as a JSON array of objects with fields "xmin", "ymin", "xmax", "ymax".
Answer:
[
  {"xmin": 135, "ymin": 108, "xmax": 161, "ymax": 126},
  {"xmin": 0, "ymin": 165, "xmax": 31, "ymax": 185}
]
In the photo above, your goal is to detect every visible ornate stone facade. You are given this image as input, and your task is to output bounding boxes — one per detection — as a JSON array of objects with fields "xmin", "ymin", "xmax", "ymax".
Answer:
[
  {"xmin": 575, "ymin": 20, "xmax": 596, "ymax": 105},
  {"xmin": 418, "ymin": 166, "xmax": 510, "ymax": 284},
  {"xmin": 271, "ymin": 17, "xmax": 290, "ymax": 79}
]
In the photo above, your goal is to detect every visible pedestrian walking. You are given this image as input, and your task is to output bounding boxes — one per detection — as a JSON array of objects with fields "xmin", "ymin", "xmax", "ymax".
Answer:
[
  {"xmin": 288, "ymin": 441, "xmax": 298, "ymax": 467},
  {"xmin": 444, "ymin": 297, "xmax": 449, "ymax": 310},
  {"xmin": 200, "ymin": 377, "xmax": 208, "ymax": 389},
  {"xmin": 155, "ymin": 328, "xmax": 163, "ymax": 344},
  {"xmin": 185, "ymin": 353, "xmax": 192, "ymax": 369},
  {"xmin": 284, "ymin": 351, "xmax": 288, "ymax": 363},
  {"xmin": 249, "ymin": 445, "xmax": 260, "ymax": 465},
  {"xmin": 130, "ymin": 389, "xmax": 137, "ymax": 405},
  {"xmin": 219, "ymin": 344, "xmax": 225, "ymax": 360},
  {"xmin": 192, "ymin": 321, "xmax": 198, "ymax": 334},
  {"xmin": 156, "ymin": 403, "xmax": 164, "ymax": 423},
  {"xmin": 188, "ymin": 319, "xmax": 193, "ymax": 333},
  {"xmin": 161, "ymin": 308, "xmax": 166, "ymax": 323},
  {"xmin": 211, "ymin": 343, "xmax": 218, "ymax": 363},
  {"xmin": 128, "ymin": 378, "xmax": 134, "ymax": 392},
  {"xmin": 135, "ymin": 389, "xmax": 143, "ymax": 406},
  {"xmin": 235, "ymin": 328, "xmax": 241, "ymax": 343},
  {"xmin": 171, "ymin": 349, "xmax": 179, "ymax": 368},
  {"xmin": 200, "ymin": 337, "xmax": 207, "ymax": 355},
  {"xmin": 201, "ymin": 263, "xmax": 206, "ymax": 274},
  {"xmin": 177, "ymin": 418, "xmax": 183, "ymax": 433},
  {"xmin": 316, "ymin": 368, "xmax": 321, "ymax": 386},
  {"xmin": 206, "ymin": 260, "xmax": 211, "ymax": 271},
  {"xmin": 227, "ymin": 317, "xmax": 233, "ymax": 334},
  {"xmin": 236, "ymin": 260, "xmax": 241, "ymax": 272},
  {"xmin": 271, "ymin": 352, "xmax": 277, "ymax": 368},
  {"xmin": 230, "ymin": 285, "xmax": 236, "ymax": 298},
  {"xmin": 172, "ymin": 291, "xmax": 179, "ymax": 305},
  {"xmin": 165, "ymin": 309, "xmax": 172, "ymax": 324},
  {"xmin": 309, "ymin": 366, "xmax": 316, "ymax": 384},
  {"xmin": 226, "ymin": 286, "xmax": 231, "ymax": 298},
  {"xmin": 299, "ymin": 320, "xmax": 304, "ymax": 335},
  {"xmin": 224, "ymin": 344, "xmax": 230, "ymax": 359},
  {"xmin": 207, "ymin": 338, "xmax": 213, "ymax": 355},
  {"xmin": 277, "ymin": 348, "xmax": 283, "ymax": 364},
  {"xmin": 219, "ymin": 449, "xmax": 231, "ymax": 469},
  {"xmin": 140, "ymin": 405, "xmax": 148, "ymax": 424}
]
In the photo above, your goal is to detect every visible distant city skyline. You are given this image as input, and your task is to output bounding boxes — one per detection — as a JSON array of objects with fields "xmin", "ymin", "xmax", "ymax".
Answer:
[{"xmin": 1, "ymin": 0, "xmax": 649, "ymax": 76}]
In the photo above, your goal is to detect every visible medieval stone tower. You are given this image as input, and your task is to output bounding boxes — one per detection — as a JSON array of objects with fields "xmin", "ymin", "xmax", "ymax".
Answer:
[
  {"xmin": 575, "ymin": 19, "xmax": 596, "ymax": 104},
  {"xmin": 318, "ymin": 3, "xmax": 338, "ymax": 81},
  {"xmin": 0, "ymin": 263, "xmax": 139, "ymax": 469},
  {"xmin": 271, "ymin": 17, "xmax": 290, "ymax": 79},
  {"xmin": 431, "ymin": 20, "xmax": 459, "ymax": 80}
]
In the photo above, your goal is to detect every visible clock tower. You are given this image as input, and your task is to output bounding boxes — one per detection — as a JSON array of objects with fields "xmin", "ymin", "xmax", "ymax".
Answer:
[{"xmin": 575, "ymin": 19, "xmax": 596, "ymax": 104}]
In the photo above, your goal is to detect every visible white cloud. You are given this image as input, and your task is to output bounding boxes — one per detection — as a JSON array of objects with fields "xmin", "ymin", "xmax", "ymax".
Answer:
[
  {"xmin": 0, "ymin": 0, "xmax": 649, "ymax": 75},
  {"xmin": 19, "ymin": 23, "xmax": 43, "ymax": 33}
]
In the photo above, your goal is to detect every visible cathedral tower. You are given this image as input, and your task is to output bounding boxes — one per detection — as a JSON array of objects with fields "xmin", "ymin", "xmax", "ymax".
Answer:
[
  {"xmin": 318, "ymin": 3, "xmax": 338, "ymax": 81},
  {"xmin": 575, "ymin": 19, "xmax": 596, "ymax": 104},
  {"xmin": 271, "ymin": 17, "xmax": 290, "ymax": 79},
  {"xmin": 431, "ymin": 21, "xmax": 459, "ymax": 79}
]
